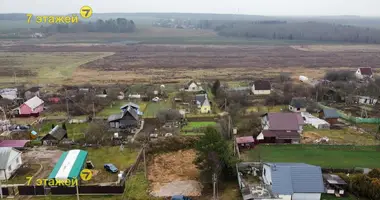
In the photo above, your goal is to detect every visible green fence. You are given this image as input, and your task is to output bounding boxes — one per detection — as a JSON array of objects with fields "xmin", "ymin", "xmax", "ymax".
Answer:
[{"xmin": 318, "ymin": 103, "xmax": 380, "ymax": 124}]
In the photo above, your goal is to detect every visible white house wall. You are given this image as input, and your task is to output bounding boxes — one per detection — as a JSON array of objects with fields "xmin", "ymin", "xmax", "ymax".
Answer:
[
  {"xmin": 278, "ymin": 195, "xmax": 292, "ymax": 200},
  {"xmin": 253, "ymin": 90, "xmax": 271, "ymax": 95},
  {"xmin": 1, "ymin": 151, "xmax": 22, "ymax": 180},
  {"xmin": 292, "ymin": 193, "xmax": 321, "ymax": 200}
]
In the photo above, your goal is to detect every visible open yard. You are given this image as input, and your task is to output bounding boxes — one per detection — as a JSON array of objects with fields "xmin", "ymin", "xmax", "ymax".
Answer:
[
  {"xmin": 246, "ymin": 105, "xmax": 287, "ymax": 113},
  {"xmin": 302, "ymin": 127, "xmax": 380, "ymax": 145},
  {"xmin": 244, "ymin": 144, "xmax": 380, "ymax": 168},
  {"xmin": 143, "ymin": 101, "xmax": 171, "ymax": 118},
  {"xmin": 6, "ymin": 164, "xmax": 41, "ymax": 184},
  {"xmin": 84, "ymin": 146, "xmax": 138, "ymax": 184},
  {"xmin": 181, "ymin": 121, "xmax": 217, "ymax": 136},
  {"xmin": 34, "ymin": 121, "xmax": 89, "ymax": 140}
]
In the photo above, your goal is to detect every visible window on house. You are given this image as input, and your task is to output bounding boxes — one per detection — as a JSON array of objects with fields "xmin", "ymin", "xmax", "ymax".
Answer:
[
  {"xmin": 297, "ymin": 108, "xmax": 300, "ymax": 111},
  {"xmin": 263, "ymin": 169, "xmax": 266, "ymax": 176},
  {"xmin": 16, "ymin": 157, "xmax": 19, "ymax": 164},
  {"xmin": 8, "ymin": 165, "xmax": 11, "ymax": 171}
]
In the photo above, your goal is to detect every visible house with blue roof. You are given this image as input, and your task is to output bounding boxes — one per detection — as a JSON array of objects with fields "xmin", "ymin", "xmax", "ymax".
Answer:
[
  {"xmin": 319, "ymin": 108, "xmax": 340, "ymax": 125},
  {"xmin": 120, "ymin": 102, "xmax": 143, "ymax": 116},
  {"xmin": 262, "ymin": 163, "xmax": 325, "ymax": 200}
]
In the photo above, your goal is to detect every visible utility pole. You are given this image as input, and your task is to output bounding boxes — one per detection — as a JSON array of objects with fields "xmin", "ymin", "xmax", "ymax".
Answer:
[
  {"xmin": 76, "ymin": 181, "xmax": 80, "ymax": 200},
  {"xmin": 212, "ymin": 173, "xmax": 218, "ymax": 200},
  {"xmin": 92, "ymin": 102, "xmax": 95, "ymax": 119},
  {"xmin": 65, "ymin": 89, "xmax": 69, "ymax": 119},
  {"xmin": 143, "ymin": 144, "xmax": 147, "ymax": 179}
]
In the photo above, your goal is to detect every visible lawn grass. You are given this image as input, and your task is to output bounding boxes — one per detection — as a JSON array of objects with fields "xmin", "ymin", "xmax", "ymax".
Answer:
[
  {"xmin": 245, "ymin": 144, "xmax": 380, "ymax": 168},
  {"xmin": 321, "ymin": 194, "xmax": 358, "ymax": 200},
  {"xmin": 143, "ymin": 101, "xmax": 171, "ymax": 118},
  {"xmin": 246, "ymin": 105, "xmax": 287, "ymax": 113},
  {"xmin": 6, "ymin": 164, "xmax": 40, "ymax": 184},
  {"xmin": 84, "ymin": 146, "xmax": 138, "ymax": 183},
  {"xmin": 182, "ymin": 121, "xmax": 217, "ymax": 131}
]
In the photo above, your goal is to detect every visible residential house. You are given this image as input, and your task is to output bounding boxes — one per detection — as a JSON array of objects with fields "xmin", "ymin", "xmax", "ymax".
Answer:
[
  {"xmin": 108, "ymin": 107, "xmax": 139, "ymax": 129},
  {"xmin": 120, "ymin": 102, "xmax": 143, "ymax": 116},
  {"xmin": 40, "ymin": 125, "xmax": 68, "ymax": 145},
  {"xmin": 236, "ymin": 136, "xmax": 255, "ymax": 150},
  {"xmin": 262, "ymin": 163, "xmax": 325, "ymax": 200},
  {"xmin": 323, "ymin": 174, "xmax": 347, "ymax": 197},
  {"xmin": 257, "ymin": 113, "xmax": 304, "ymax": 144},
  {"xmin": 319, "ymin": 109, "xmax": 340, "ymax": 125},
  {"xmin": 355, "ymin": 67, "xmax": 373, "ymax": 80},
  {"xmin": 289, "ymin": 97, "xmax": 307, "ymax": 112},
  {"xmin": 0, "ymin": 147, "xmax": 23, "ymax": 180},
  {"xmin": 251, "ymin": 80, "xmax": 271, "ymax": 95},
  {"xmin": 184, "ymin": 80, "xmax": 203, "ymax": 92},
  {"xmin": 24, "ymin": 86, "xmax": 41, "ymax": 100},
  {"xmin": 195, "ymin": 94, "xmax": 211, "ymax": 114},
  {"xmin": 355, "ymin": 95, "xmax": 378, "ymax": 105},
  {"xmin": 15, "ymin": 96, "xmax": 44, "ymax": 116},
  {"xmin": 0, "ymin": 88, "xmax": 18, "ymax": 100},
  {"xmin": 301, "ymin": 112, "xmax": 330, "ymax": 129}
]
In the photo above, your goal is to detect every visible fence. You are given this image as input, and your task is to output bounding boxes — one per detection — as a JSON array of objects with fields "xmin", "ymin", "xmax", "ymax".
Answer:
[
  {"xmin": 120, "ymin": 146, "xmax": 145, "ymax": 186},
  {"xmin": 318, "ymin": 103, "xmax": 380, "ymax": 124},
  {"xmin": 1, "ymin": 187, "xmax": 9, "ymax": 196},
  {"xmin": 17, "ymin": 185, "xmax": 125, "ymax": 196},
  {"xmin": 18, "ymin": 185, "xmax": 44, "ymax": 195}
]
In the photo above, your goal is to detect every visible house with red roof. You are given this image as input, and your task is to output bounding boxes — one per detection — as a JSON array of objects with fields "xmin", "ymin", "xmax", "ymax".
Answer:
[
  {"xmin": 355, "ymin": 67, "xmax": 373, "ymax": 80},
  {"xmin": 257, "ymin": 112, "xmax": 304, "ymax": 144},
  {"xmin": 235, "ymin": 136, "xmax": 255, "ymax": 150}
]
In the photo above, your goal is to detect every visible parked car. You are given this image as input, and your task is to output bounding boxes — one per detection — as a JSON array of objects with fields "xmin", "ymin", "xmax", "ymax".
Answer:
[
  {"xmin": 172, "ymin": 195, "xmax": 191, "ymax": 200},
  {"xmin": 104, "ymin": 164, "xmax": 119, "ymax": 173}
]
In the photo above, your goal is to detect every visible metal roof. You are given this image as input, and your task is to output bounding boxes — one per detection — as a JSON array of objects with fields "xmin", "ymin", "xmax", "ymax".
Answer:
[
  {"xmin": 266, "ymin": 113, "xmax": 300, "ymax": 131},
  {"xmin": 108, "ymin": 107, "xmax": 139, "ymax": 122},
  {"xmin": 266, "ymin": 163, "xmax": 325, "ymax": 195},
  {"xmin": 41, "ymin": 125, "xmax": 67, "ymax": 141},
  {"xmin": 322, "ymin": 108, "xmax": 340, "ymax": 119},
  {"xmin": 24, "ymin": 96, "xmax": 44, "ymax": 110},
  {"xmin": 236, "ymin": 136, "xmax": 255, "ymax": 144},
  {"xmin": 323, "ymin": 174, "xmax": 347, "ymax": 185},
  {"xmin": 120, "ymin": 102, "xmax": 140, "ymax": 110},
  {"xmin": 0, "ymin": 140, "xmax": 30, "ymax": 148},
  {"xmin": 359, "ymin": 67, "xmax": 373, "ymax": 75},
  {"xmin": 253, "ymin": 80, "xmax": 271, "ymax": 90},
  {"xmin": 290, "ymin": 97, "xmax": 307, "ymax": 108}
]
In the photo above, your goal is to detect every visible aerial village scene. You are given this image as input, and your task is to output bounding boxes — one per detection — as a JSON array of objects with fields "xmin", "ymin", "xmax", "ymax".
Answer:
[{"xmin": 1, "ymin": 1, "xmax": 380, "ymax": 200}]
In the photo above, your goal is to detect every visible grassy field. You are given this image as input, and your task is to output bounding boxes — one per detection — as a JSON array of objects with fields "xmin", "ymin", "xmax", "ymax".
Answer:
[
  {"xmin": 246, "ymin": 105, "xmax": 287, "ymax": 113},
  {"xmin": 6, "ymin": 164, "xmax": 40, "ymax": 184},
  {"xmin": 143, "ymin": 101, "xmax": 171, "ymax": 118},
  {"xmin": 245, "ymin": 144, "xmax": 380, "ymax": 168},
  {"xmin": 84, "ymin": 147, "xmax": 138, "ymax": 183},
  {"xmin": 182, "ymin": 121, "xmax": 217, "ymax": 131},
  {"xmin": 321, "ymin": 194, "xmax": 358, "ymax": 200},
  {"xmin": 0, "ymin": 52, "xmax": 113, "ymax": 84},
  {"xmin": 97, "ymin": 101, "xmax": 147, "ymax": 116},
  {"xmin": 303, "ymin": 127, "xmax": 380, "ymax": 145}
]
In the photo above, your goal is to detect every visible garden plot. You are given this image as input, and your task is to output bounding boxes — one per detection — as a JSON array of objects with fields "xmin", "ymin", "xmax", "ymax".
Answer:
[
  {"xmin": 181, "ymin": 121, "xmax": 217, "ymax": 136},
  {"xmin": 148, "ymin": 149, "xmax": 202, "ymax": 197}
]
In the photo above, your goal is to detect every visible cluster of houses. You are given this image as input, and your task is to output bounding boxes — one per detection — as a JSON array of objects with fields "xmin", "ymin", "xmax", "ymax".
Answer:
[{"xmin": 237, "ymin": 162, "xmax": 348, "ymax": 200}]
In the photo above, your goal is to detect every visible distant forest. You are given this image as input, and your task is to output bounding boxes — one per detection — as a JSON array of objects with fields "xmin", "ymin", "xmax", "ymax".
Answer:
[
  {"xmin": 42, "ymin": 18, "xmax": 136, "ymax": 33},
  {"xmin": 213, "ymin": 21, "xmax": 380, "ymax": 44}
]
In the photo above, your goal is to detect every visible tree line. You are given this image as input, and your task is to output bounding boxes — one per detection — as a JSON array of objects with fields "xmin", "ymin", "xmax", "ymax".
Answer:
[
  {"xmin": 40, "ymin": 18, "xmax": 136, "ymax": 33},
  {"xmin": 214, "ymin": 21, "xmax": 380, "ymax": 44}
]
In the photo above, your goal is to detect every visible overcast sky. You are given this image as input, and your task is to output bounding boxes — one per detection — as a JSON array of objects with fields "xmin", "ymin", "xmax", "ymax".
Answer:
[{"xmin": 0, "ymin": 0, "xmax": 379, "ymax": 16}]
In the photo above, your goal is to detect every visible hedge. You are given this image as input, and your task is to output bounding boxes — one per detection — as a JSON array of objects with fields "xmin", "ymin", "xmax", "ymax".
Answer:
[{"xmin": 338, "ymin": 169, "xmax": 380, "ymax": 200}]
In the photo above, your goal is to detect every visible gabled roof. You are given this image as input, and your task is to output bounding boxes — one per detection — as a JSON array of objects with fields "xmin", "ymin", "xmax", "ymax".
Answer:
[
  {"xmin": 195, "ymin": 94, "xmax": 207, "ymax": 105},
  {"xmin": 26, "ymin": 86, "xmax": 41, "ymax": 93},
  {"xmin": 41, "ymin": 125, "xmax": 67, "ymax": 141},
  {"xmin": 321, "ymin": 108, "xmax": 340, "ymax": 119},
  {"xmin": 108, "ymin": 107, "xmax": 139, "ymax": 122},
  {"xmin": 359, "ymin": 67, "xmax": 373, "ymax": 76},
  {"xmin": 187, "ymin": 80, "xmax": 199, "ymax": 87},
  {"xmin": 290, "ymin": 97, "xmax": 307, "ymax": 108},
  {"xmin": 253, "ymin": 80, "xmax": 271, "ymax": 90},
  {"xmin": 120, "ymin": 102, "xmax": 140, "ymax": 110},
  {"xmin": 0, "ymin": 147, "xmax": 22, "ymax": 169},
  {"xmin": 264, "ymin": 113, "xmax": 300, "ymax": 131},
  {"xmin": 236, "ymin": 136, "xmax": 255, "ymax": 144},
  {"xmin": 265, "ymin": 162, "xmax": 325, "ymax": 195},
  {"xmin": 323, "ymin": 174, "xmax": 347, "ymax": 185},
  {"xmin": 24, "ymin": 96, "xmax": 44, "ymax": 109},
  {"xmin": 0, "ymin": 140, "xmax": 30, "ymax": 148}
]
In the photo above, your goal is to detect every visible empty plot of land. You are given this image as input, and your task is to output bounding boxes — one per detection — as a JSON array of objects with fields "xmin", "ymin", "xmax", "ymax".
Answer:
[
  {"xmin": 148, "ymin": 149, "xmax": 202, "ymax": 197},
  {"xmin": 0, "ymin": 52, "xmax": 113, "ymax": 84}
]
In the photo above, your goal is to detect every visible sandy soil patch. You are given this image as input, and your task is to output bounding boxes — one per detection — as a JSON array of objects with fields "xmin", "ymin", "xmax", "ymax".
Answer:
[{"xmin": 148, "ymin": 149, "xmax": 202, "ymax": 197}]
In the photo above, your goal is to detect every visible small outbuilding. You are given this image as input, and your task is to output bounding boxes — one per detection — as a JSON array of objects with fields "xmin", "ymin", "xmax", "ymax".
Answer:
[
  {"xmin": 319, "ymin": 108, "xmax": 340, "ymax": 125},
  {"xmin": 251, "ymin": 80, "xmax": 271, "ymax": 95},
  {"xmin": 40, "ymin": 125, "xmax": 68, "ymax": 145},
  {"xmin": 16, "ymin": 96, "xmax": 44, "ymax": 116},
  {"xmin": 236, "ymin": 136, "xmax": 255, "ymax": 150},
  {"xmin": 289, "ymin": 97, "xmax": 307, "ymax": 112},
  {"xmin": 323, "ymin": 174, "xmax": 347, "ymax": 197}
]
